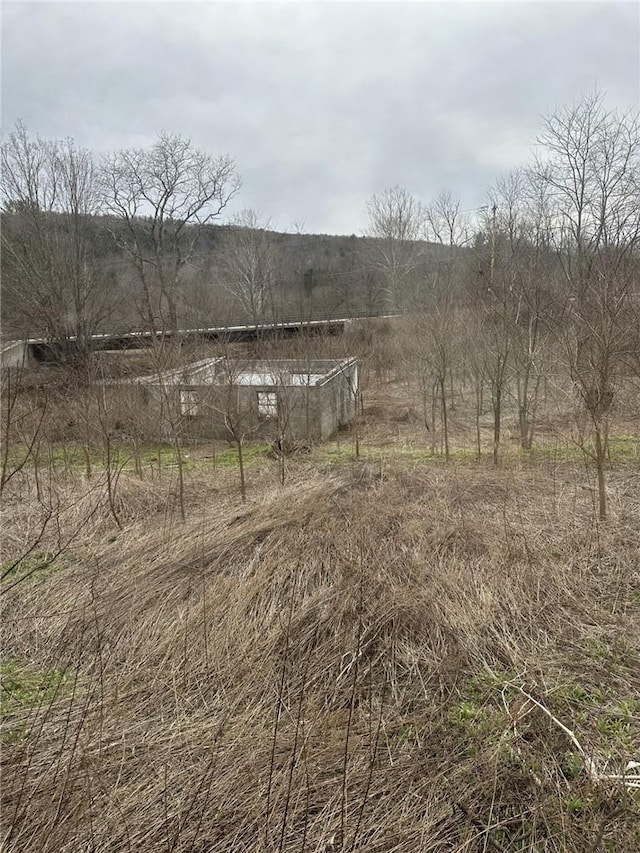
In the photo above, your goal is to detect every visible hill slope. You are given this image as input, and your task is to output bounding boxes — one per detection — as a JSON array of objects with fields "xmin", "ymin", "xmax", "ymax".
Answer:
[{"xmin": 2, "ymin": 449, "xmax": 639, "ymax": 851}]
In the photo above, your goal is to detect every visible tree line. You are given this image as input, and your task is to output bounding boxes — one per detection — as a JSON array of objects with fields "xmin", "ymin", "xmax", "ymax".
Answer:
[
  {"xmin": 366, "ymin": 92, "xmax": 639, "ymax": 519},
  {"xmin": 2, "ymin": 92, "xmax": 639, "ymax": 518},
  {"xmin": 1, "ymin": 125, "xmax": 242, "ymax": 349},
  {"xmin": 0, "ymin": 126, "xmax": 404, "ymax": 347}
]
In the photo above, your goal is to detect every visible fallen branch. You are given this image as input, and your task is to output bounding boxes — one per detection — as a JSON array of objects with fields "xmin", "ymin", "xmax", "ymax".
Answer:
[{"xmin": 518, "ymin": 688, "xmax": 640, "ymax": 789}]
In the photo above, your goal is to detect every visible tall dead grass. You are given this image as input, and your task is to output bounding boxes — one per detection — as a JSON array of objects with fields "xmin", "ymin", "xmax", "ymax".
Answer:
[{"xmin": 2, "ymin": 452, "xmax": 639, "ymax": 851}]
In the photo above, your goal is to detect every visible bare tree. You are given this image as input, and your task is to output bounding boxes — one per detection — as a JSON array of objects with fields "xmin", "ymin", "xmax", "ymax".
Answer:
[
  {"xmin": 462, "ymin": 308, "xmax": 489, "ymax": 459},
  {"xmin": 408, "ymin": 284, "xmax": 459, "ymax": 459},
  {"xmin": 100, "ymin": 132, "xmax": 240, "ymax": 340},
  {"xmin": 484, "ymin": 170, "xmax": 557, "ymax": 451},
  {"xmin": 423, "ymin": 190, "xmax": 470, "ymax": 421},
  {"xmin": 472, "ymin": 201, "xmax": 513, "ymax": 465},
  {"xmin": 0, "ymin": 362, "xmax": 48, "ymax": 497},
  {"xmin": 216, "ymin": 360, "xmax": 256, "ymax": 503},
  {"xmin": 366, "ymin": 186, "xmax": 426, "ymax": 311},
  {"xmin": 219, "ymin": 210, "xmax": 277, "ymax": 327},
  {"xmin": 535, "ymin": 92, "xmax": 640, "ymax": 518},
  {"xmin": 425, "ymin": 190, "xmax": 470, "ymax": 249},
  {"xmin": 511, "ymin": 177, "xmax": 557, "ymax": 450},
  {"xmin": 1, "ymin": 122, "xmax": 115, "ymax": 364}
]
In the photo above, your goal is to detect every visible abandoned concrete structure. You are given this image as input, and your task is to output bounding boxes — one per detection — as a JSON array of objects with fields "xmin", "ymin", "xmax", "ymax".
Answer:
[{"xmin": 119, "ymin": 357, "xmax": 358, "ymax": 442}]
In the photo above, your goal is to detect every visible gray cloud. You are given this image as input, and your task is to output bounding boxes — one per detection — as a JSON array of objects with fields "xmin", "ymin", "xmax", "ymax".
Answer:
[{"xmin": 2, "ymin": 1, "xmax": 638, "ymax": 234}]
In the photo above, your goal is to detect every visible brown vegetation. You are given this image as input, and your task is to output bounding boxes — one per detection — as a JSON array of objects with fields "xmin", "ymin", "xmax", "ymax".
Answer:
[
  {"xmin": 2, "ymin": 91, "xmax": 639, "ymax": 851},
  {"xmin": 2, "ymin": 359, "xmax": 639, "ymax": 851}
]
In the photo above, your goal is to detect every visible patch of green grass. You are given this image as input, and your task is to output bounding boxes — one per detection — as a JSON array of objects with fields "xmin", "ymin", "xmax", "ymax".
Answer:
[
  {"xmin": 89, "ymin": 441, "xmax": 192, "ymax": 473},
  {"xmin": 7, "ymin": 441, "xmax": 97, "ymax": 472},
  {"xmin": 147, "ymin": 446, "xmax": 202, "ymax": 472},
  {"xmin": 584, "ymin": 638, "xmax": 611, "ymax": 662},
  {"xmin": 565, "ymin": 795, "xmax": 584, "ymax": 816},
  {"xmin": 595, "ymin": 699, "xmax": 637, "ymax": 752},
  {"xmin": 126, "ymin": 442, "xmax": 180, "ymax": 468},
  {"xmin": 5, "ymin": 437, "xmax": 280, "ymax": 476},
  {"xmin": 465, "ymin": 669, "xmax": 517, "ymax": 701},
  {"xmin": 448, "ymin": 700, "xmax": 484, "ymax": 725},
  {"xmin": 583, "ymin": 636, "xmax": 639, "ymax": 670},
  {"xmin": 445, "ymin": 669, "xmax": 516, "ymax": 739},
  {"xmin": 111, "ymin": 441, "xmax": 273, "ymax": 472},
  {"xmin": 524, "ymin": 443, "xmax": 585, "ymax": 463},
  {"xmin": 207, "ymin": 443, "xmax": 272, "ymax": 468},
  {"xmin": 523, "ymin": 434, "xmax": 640, "ymax": 465},
  {"xmin": 1, "ymin": 551, "xmax": 61, "ymax": 586},
  {"xmin": 596, "ymin": 716, "xmax": 632, "ymax": 744},
  {"xmin": 45, "ymin": 443, "xmax": 87, "ymax": 467},
  {"xmin": 607, "ymin": 434, "xmax": 640, "ymax": 463},
  {"xmin": 392, "ymin": 723, "xmax": 419, "ymax": 748},
  {"xmin": 560, "ymin": 750, "xmax": 584, "ymax": 781},
  {"xmin": 446, "ymin": 694, "xmax": 512, "ymax": 757},
  {"xmin": 550, "ymin": 683, "xmax": 637, "ymax": 761},
  {"xmin": 552, "ymin": 683, "xmax": 606, "ymax": 708},
  {"xmin": 1, "ymin": 661, "xmax": 73, "ymax": 743},
  {"xmin": 311, "ymin": 443, "xmax": 359, "ymax": 464},
  {"xmin": 614, "ymin": 697, "xmax": 638, "ymax": 718},
  {"xmin": 448, "ymin": 669, "xmax": 517, "ymax": 723},
  {"xmin": 5, "ymin": 441, "xmax": 196, "ymax": 474},
  {"xmin": 412, "ymin": 446, "xmax": 479, "ymax": 464}
]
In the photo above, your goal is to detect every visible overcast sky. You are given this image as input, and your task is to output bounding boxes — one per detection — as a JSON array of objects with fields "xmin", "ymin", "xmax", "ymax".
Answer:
[{"xmin": 2, "ymin": 1, "xmax": 639, "ymax": 234}]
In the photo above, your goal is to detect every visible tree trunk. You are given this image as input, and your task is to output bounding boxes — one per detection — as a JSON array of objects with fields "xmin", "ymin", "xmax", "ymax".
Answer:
[
  {"xmin": 439, "ymin": 375, "xmax": 450, "ymax": 461},
  {"xmin": 430, "ymin": 381, "xmax": 438, "ymax": 455},
  {"xmin": 237, "ymin": 437, "xmax": 246, "ymax": 502},
  {"xmin": 493, "ymin": 383, "xmax": 501, "ymax": 466},
  {"xmin": 421, "ymin": 380, "xmax": 430, "ymax": 432},
  {"xmin": 449, "ymin": 367, "xmax": 455, "ymax": 411},
  {"xmin": 174, "ymin": 439, "xmax": 186, "ymax": 521},
  {"xmin": 353, "ymin": 390, "xmax": 360, "ymax": 459},
  {"xmin": 475, "ymin": 380, "xmax": 483, "ymax": 460},
  {"xmin": 104, "ymin": 434, "xmax": 122, "ymax": 529},
  {"xmin": 594, "ymin": 426, "xmax": 608, "ymax": 521}
]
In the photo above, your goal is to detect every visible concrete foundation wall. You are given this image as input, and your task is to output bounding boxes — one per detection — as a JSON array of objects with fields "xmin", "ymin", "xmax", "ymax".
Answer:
[
  {"xmin": 1, "ymin": 341, "xmax": 35, "ymax": 371},
  {"xmin": 106, "ymin": 358, "xmax": 358, "ymax": 443}
]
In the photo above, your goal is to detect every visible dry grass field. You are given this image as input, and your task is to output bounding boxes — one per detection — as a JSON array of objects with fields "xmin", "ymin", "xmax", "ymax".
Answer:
[{"xmin": 1, "ymin": 370, "xmax": 639, "ymax": 852}]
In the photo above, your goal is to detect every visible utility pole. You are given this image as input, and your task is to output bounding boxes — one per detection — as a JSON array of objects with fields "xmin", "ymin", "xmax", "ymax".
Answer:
[{"xmin": 489, "ymin": 202, "xmax": 497, "ymax": 290}]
